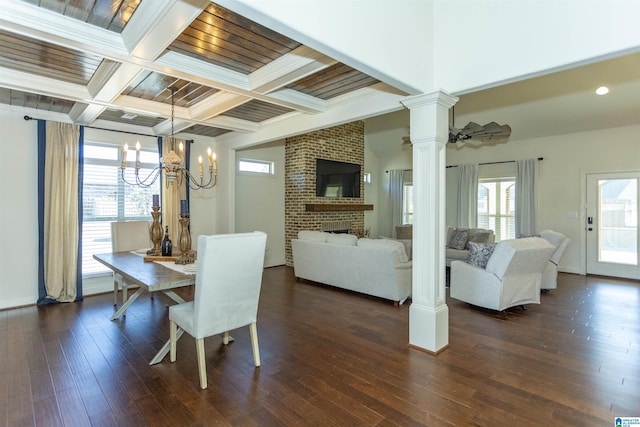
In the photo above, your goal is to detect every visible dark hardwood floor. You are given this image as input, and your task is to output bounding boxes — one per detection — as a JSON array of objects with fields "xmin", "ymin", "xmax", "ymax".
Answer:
[{"xmin": 1, "ymin": 267, "xmax": 638, "ymax": 426}]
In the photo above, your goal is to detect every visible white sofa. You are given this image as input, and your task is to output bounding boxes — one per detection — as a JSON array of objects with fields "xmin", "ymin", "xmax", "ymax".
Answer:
[
  {"xmin": 291, "ymin": 231, "xmax": 412, "ymax": 305},
  {"xmin": 449, "ymin": 237, "xmax": 554, "ymax": 312},
  {"xmin": 446, "ymin": 226, "xmax": 495, "ymax": 266}
]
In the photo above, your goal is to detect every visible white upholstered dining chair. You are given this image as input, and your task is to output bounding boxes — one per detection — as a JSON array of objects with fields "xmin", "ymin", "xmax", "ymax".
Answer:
[
  {"xmin": 169, "ymin": 231, "xmax": 268, "ymax": 389},
  {"xmin": 110, "ymin": 221, "xmax": 151, "ymax": 305}
]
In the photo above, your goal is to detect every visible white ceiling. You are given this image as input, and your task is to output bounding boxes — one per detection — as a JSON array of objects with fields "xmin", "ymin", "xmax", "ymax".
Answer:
[{"xmin": 452, "ymin": 52, "xmax": 640, "ymax": 142}]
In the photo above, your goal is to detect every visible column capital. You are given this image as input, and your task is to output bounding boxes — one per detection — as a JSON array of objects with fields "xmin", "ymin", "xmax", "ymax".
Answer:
[{"xmin": 401, "ymin": 89, "xmax": 458, "ymax": 111}]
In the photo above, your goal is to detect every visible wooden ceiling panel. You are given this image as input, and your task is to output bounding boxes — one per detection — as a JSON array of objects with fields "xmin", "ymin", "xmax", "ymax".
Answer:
[
  {"xmin": 184, "ymin": 124, "xmax": 232, "ymax": 138},
  {"xmin": 124, "ymin": 72, "xmax": 219, "ymax": 107},
  {"xmin": 286, "ymin": 63, "xmax": 380, "ymax": 100},
  {"xmin": 221, "ymin": 99, "xmax": 293, "ymax": 122},
  {"xmin": 168, "ymin": 3, "xmax": 301, "ymax": 74},
  {"xmin": 98, "ymin": 108, "xmax": 165, "ymax": 127},
  {"xmin": 0, "ymin": 30, "xmax": 102, "ymax": 85},
  {"xmin": 0, "ymin": 88, "xmax": 75, "ymax": 113},
  {"xmin": 22, "ymin": 0, "xmax": 140, "ymax": 33}
]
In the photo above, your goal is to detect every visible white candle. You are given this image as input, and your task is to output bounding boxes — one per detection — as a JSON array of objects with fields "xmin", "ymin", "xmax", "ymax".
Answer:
[
  {"xmin": 212, "ymin": 152, "xmax": 217, "ymax": 170},
  {"xmin": 198, "ymin": 156, "xmax": 203, "ymax": 175},
  {"xmin": 135, "ymin": 141, "xmax": 141, "ymax": 165},
  {"xmin": 207, "ymin": 147, "xmax": 212, "ymax": 165}
]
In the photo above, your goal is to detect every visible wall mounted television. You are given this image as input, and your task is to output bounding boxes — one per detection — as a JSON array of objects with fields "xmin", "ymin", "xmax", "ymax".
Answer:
[{"xmin": 315, "ymin": 158, "xmax": 361, "ymax": 198}]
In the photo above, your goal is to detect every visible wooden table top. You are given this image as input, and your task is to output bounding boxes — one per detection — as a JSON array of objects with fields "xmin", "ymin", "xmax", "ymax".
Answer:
[{"xmin": 93, "ymin": 252, "xmax": 195, "ymax": 292}]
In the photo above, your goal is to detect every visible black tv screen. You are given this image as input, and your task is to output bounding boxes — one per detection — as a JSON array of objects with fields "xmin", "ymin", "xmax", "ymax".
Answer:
[{"xmin": 315, "ymin": 159, "xmax": 361, "ymax": 198}]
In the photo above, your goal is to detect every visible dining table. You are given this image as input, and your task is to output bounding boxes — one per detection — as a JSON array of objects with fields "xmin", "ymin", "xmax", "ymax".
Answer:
[{"xmin": 93, "ymin": 251, "xmax": 230, "ymax": 365}]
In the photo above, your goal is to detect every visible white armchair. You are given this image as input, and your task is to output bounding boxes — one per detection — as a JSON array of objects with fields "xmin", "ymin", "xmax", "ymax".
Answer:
[
  {"xmin": 169, "ymin": 232, "xmax": 267, "ymax": 389},
  {"xmin": 450, "ymin": 237, "xmax": 554, "ymax": 312},
  {"xmin": 539, "ymin": 230, "xmax": 570, "ymax": 290}
]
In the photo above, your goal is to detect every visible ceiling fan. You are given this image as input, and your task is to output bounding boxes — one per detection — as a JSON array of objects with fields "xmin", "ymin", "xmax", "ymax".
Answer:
[{"xmin": 402, "ymin": 107, "xmax": 512, "ymax": 147}]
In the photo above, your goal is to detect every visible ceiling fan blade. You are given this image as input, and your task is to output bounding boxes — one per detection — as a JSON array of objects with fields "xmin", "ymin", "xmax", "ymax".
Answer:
[{"xmin": 459, "ymin": 122, "xmax": 484, "ymax": 136}]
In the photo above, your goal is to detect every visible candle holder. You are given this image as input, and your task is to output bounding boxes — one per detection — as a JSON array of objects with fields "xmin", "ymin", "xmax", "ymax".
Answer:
[
  {"xmin": 175, "ymin": 213, "xmax": 195, "ymax": 265},
  {"xmin": 147, "ymin": 206, "xmax": 163, "ymax": 256}
]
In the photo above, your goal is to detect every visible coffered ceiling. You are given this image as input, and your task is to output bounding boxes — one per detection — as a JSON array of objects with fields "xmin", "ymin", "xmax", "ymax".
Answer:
[
  {"xmin": 1, "ymin": 0, "xmax": 638, "ymax": 146},
  {"xmin": 0, "ymin": 0, "xmax": 392, "ymax": 139}
]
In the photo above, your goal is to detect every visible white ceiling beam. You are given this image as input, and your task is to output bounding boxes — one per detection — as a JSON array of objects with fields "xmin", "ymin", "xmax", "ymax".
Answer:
[
  {"xmin": 122, "ymin": 0, "xmax": 211, "ymax": 61},
  {"xmin": 189, "ymin": 92, "xmax": 252, "ymax": 120},
  {"xmin": 68, "ymin": 103, "xmax": 107, "ymax": 126},
  {"xmin": 249, "ymin": 45, "xmax": 336, "ymax": 93}
]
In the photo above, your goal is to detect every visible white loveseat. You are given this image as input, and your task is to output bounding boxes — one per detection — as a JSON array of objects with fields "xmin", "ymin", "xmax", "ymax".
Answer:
[
  {"xmin": 291, "ymin": 231, "xmax": 412, "ymax": 305},
  {"xmin": 449, "ymin": 237, "xmax": 554, "ymax": 312},
  {"xmin": 446, "ymin": 226, "xmax": 495, "ymax": 266}
]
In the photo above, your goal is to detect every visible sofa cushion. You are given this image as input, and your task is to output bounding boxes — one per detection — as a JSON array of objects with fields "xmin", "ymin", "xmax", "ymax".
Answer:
[
  {"xmin": 446, "ymin": 248, "xmax": 469, "ymax": 261},
  {"xmin": 447, "ymin": 228, "xmax": 469, "ymax": 250},
  {"xmin": 358, "ymin": 238, "xmax": 408, "ymax": 264},
  {"xmin": 298, "ymin": 230, "xmax": 328, "ymax": 242},
  {"xmin": 326, "ymin": 233, "xmax": 358, "ymax": 246},
  {"xmin": 467, "ymin": 242, "xmax": 497, "ymax": 269}
]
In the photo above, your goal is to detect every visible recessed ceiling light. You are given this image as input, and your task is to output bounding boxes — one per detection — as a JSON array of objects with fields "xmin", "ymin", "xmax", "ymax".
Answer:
[
  {"xmin": 595, "ymin": 86, "xmax": 609, "ymax": 95},
  {"xmin": 121, "ymin": 112, "xmax": 138, "ymax": 120}
]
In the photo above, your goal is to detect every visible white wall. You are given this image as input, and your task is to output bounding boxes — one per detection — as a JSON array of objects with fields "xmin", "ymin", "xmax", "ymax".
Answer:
[
  {"xmin": 235, "ymin": 142, "xmax": 286, "ymax": 267},
  {"xmin": 0, "ymin": 113, "xmax": 39, "ymax": 309}
]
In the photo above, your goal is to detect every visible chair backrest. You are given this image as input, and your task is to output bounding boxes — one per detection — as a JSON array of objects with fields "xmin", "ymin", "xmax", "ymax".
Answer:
[
  {"xmin": 485, "ymin": 237, "xmax": 554, "ymax": 280},
  {"xmin": 193, "ymin": 232, "xmax": 268, "ymax": 338},
  {"xmin": 110, "ymin": 221, "xmax": 151, "ymax": 252}
]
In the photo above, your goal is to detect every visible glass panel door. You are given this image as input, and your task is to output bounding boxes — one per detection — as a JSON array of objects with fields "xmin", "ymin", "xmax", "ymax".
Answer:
[{"xmin": 586, "ymin": 172, "xmax": 639, "ymax": 280}]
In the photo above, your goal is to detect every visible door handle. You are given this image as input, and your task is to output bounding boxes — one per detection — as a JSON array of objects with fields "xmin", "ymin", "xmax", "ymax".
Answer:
[{"xmin": 588, "ymin": 227, "xmax": 593, "ymax": 231}]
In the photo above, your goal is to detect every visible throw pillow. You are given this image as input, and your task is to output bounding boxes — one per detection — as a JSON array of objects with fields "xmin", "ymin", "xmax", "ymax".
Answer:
[
  {"xmin": 467, "ymin": 242, "xmax": 496, "ymax": 269},
  {"xmin": 447, "ymin": 228, "xmax": 469, "ymax": 250},
  {"xmin": 395, "ymin": 224, "xmax": 413, "ymax": 240},
  {"xmin": 466, "ymin": 230, "xmax": 492, "ymax": 249}
]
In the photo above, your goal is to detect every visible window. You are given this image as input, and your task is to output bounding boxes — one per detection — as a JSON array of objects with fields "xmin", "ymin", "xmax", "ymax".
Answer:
[
  {"xmin": 478, "ymin": 178, "xmax": 515, "ymax": 241},
  {"xmin": 238, "ymin": 158, "xmax": 274, "ymax": 175},
  {"xmin": 82, "ymin": 143, "xmax": 160, "ymax": 275}
]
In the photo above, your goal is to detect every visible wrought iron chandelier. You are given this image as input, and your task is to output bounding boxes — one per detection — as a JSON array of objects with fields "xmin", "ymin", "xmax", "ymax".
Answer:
[{"xmin": 121, "ymin": 89, "xmax": 217, "ymax": 189}]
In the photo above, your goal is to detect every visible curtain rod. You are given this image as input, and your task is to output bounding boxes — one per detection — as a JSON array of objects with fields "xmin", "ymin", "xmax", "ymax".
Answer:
[
  {"xmin": 446, "ymin": 157, "xmax": 543, "ymax": 168},
  {"xmin": 23, "ymin": 115, "xmax": 194, "ymax": 142}
]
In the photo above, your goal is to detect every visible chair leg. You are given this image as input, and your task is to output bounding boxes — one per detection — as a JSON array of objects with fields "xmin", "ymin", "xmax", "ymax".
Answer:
[
  {"xmin": 196, "ymin": 338, "xmax": 207, "ymax": 389},
  {"xmin": 170, "ymin": 321, "xmax": 177, "ymax": 362},
  {"xmin": 249, "ymin": 322, "xmax": 261, "ymax": 367},
  {"xmin": 223, "ymin": 331, "xmax": 230, "ymax": 345}
]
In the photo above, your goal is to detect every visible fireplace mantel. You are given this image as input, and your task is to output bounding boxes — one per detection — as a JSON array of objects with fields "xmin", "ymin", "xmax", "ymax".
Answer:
[{"xmin": 305, "ymin": 204, "xmax": 373, "ymax": 212}]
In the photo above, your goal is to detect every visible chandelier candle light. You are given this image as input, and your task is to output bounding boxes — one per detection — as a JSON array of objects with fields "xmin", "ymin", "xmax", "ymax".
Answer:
[{"xmin": 120, "ymin": 88, "xmax": 218, "ymax": 190}]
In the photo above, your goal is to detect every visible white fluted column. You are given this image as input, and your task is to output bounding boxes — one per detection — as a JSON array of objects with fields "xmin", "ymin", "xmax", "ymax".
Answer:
[{"xmin": 401, "ymin": 90, "xmax": 457, "ymax": 354}]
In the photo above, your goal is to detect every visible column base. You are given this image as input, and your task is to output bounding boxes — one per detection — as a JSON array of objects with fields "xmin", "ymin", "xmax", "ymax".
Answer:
[{"xmin": 409, "ymin": 303, "xmax": 449, "ymax": 354}]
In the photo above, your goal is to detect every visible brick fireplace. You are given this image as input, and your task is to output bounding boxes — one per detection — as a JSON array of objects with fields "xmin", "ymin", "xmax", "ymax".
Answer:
[{"xmin": 284, "ymin": 121, "xmax": 367, "ymax": 266}]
